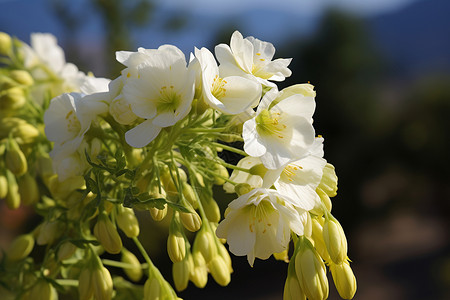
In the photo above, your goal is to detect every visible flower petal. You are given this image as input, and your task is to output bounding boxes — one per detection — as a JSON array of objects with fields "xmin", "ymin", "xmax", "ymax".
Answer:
[{"xmin": 125, "ymin": 120, "xmax": 161, "ymax": 148}]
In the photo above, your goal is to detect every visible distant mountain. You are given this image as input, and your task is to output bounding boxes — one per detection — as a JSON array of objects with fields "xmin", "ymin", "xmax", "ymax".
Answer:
[{"xmin": 369, "ymin": 0, "xmax": 450, "ymax": 78}]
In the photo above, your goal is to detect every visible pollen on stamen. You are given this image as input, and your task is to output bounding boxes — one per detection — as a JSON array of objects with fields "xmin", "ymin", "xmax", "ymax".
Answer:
[
  {"xmin": 249, "ymin": 224, "xmax": 254, "ymax": 233},
  {"xmin": 127, "ymin": 73, "xmax": 131, "ymax": 78},
  {"xmin": 260, "ymin": 58, "xmax": 265, "ymax": 61},
  {"xmin": 256, "ymin": 53, "xmax": 261, "ymax": 56},
  {"xmin": 278, "ymin": 135, "xmax": 284, "ymax": 138}
]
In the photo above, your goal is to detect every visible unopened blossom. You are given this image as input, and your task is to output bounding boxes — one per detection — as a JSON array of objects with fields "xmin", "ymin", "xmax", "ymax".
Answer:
[
  {"xmin": 243, "ymin": 87, "xmax": 316, "ymax": 169},
  {"xmin": 216, "ymin": 188, "xmax": 306, "ymax": 266},
  {"xmin": 194, "ymin": 47, "xmax": 261, "ymax": 115},
  {"xmin": 215, "ymin": 30, "xmax": 292, "ymax": 86},
  {"xmin": 122, "ymin": 45, "xmax": 195, "ymax": 147}
]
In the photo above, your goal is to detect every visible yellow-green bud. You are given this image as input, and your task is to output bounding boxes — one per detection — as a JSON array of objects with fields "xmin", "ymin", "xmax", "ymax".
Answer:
[
  {"xmin": 235, "ymin": 183, "xmax": 252, "ymax": 196},
  {"xmin": 57, "ymin": 241, "xmax": 77, "ymax": 261},
  {"xmin": 330, "ymin": 261, "xmax": 357, "ymax": 299},
  {"xmin": 89, "ymin": 137, "xmax": 102, "ymax": 158},
  {"xmin": 121, "ymin": 248, "xmax": 143, "ymax": 282},
  {"xmin": 18, "ymin": 173, "xmax": 39, "ymax": 205},
  {"xmin": 92, "ymin": 264, "xmax": 113, "ymax": 300},
  {"xmin": 28, "ymin": 279, "xmax": 57, "ymax": 300},
  {"xmin": 0, "ymin": 87, "xmax": 26, "ymax": 111},
  {"xmin": 7, "ymin": 234, "xmax": 34, "ymax": 261},
  {"xmin": 295, "ymin": 239, "xmax": 329, "ymax": 300},
  {"xmin": 93, "ymin": 212, "xmax": 122, "ymax": 254},
  {"xmin": 179, "ymin": 211, "xmax": 202, "ymax": 232},
  {"xmin": 189, "ymin": 251, "xmax": 208, "ymax": 288},
  {"xmin": 249, "ymin": 163, "xmax": 268, "ymax": 177},
  {"xmin": 37, "ymin": 221, "xmax": 61, "ymax": 246},
  {"xmin": 217, "ymin": 241, "xmax": 233, "ymax": 274},
  {"xmin": 208, "ymin": 256, "xmax": 231, "ymax": 286},
  {"xmin": 322, "ymin": 216, "xmax": 347, "ymax": 264},
  {"xmin": 0, "ymin": 32, "xmax": 11, "ymax": 55},
  {"xmin": 5, "ymin": 138, "xmax": 27, "ymax": 176},
  {"xmin": 201, "ymin": 195, "xmax": 221, "ymax": 223},
  {"xmin": 167, "ymin": 228, "xmax": 186, "ymax": 263},
  {"xmin": 213, "ymin": 164, "xmax": 229, "ymax": 185},
  {"xmin": 10, "ymin": 70, "xmax": 34, "ymax": 86},
  {"xmin": 193, "ymin": 229, "xmax": 216, "ymax": 263},
  {"xmin": 318, "ymin": 163, "xmax": 338, "ymax": 197},
  {"xmin": 12, "ymin": 122, "xmax": 40, "ymax": 144},
  {"xmin": 78, "ymin": 268, "xmax": 94, "ymax": 300},
  {"xmin": 173, "ymin": 258, "xmax": 190, "ymax": 291},
  {"xmin": 4, "ymin": 170, "xmax": 20, "ymax": 209},
  {"xmin": 0, "ymin": 173, "xmax": 7, "ymax": 198},
  {"xmin": 311, "ymin": 188, "xmax": 332, "ymax": 215},
  {"xmin": 149, "ymin": 203, "xmax": 167, "ymax": 221},
  {"xmin": 116, "ymin": 205, "xmax": 140, "ymax": 238},
  {"xmin": 284, "ymin": 261, "xmax": 306, "ymax": 300},
  {"xmin": 182, "ymin": 182, "xmax": 198, "ymax": 209},
  {"xmin": 144, "ymin": 277, "xmax": 161, "ymax": 300},
  {"xmin": 311, "ymin": 217, "xmax": 331, "ymax": 262}
]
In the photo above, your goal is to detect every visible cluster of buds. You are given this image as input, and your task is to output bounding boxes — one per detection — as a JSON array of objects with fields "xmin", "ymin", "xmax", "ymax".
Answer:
[{"xmin": 0, "ymin": 29, "xmax": 356, "ymax": 300}]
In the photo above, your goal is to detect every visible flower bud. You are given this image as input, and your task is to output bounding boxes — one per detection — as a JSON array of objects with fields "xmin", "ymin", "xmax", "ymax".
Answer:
[
  {"xmin": 94, "ymin": 212, "xmax": 122, "ymax": 254},
  {"xmin": 179, "ymin": 211, "xmax": 202, "ymax": 232},
  {"xmin": 144, "ymin": 277, "xmax": 161, "ymax": 300},
  {"xmin": 213, "ymin": 164, "xmax": 229, "ymax": 185},
  {"xmin": 90, "ymin": 138, "xmax": 102, "ymax": 158},
  {"xmin": 18, "ymin": 173, "xmax": 39, "ymax": 205},
  {"xmin": 182, "ymin": 182, "xmax": 198, "ymax": 209},
  {"xmin": 149, "ymin": 204, "xmax": 167, "ymax": 221},
  {"xmin": 28, "ymin": 279, "xmax": 56, "ymax": 300},
  {"xmin": 11, "ymin": 122, "xmax": 40, "ymax": 145},
  {"xmin": 5, "ymin": 138, "xmax": 27, "ymax": 176},
  {"xmin": 0, "ymin": 173, "xmax": 8, "ymax": 198},
  {"xmin": 92, "ymin": 264, "xmax": 113, "ymax": 300},
  {"xmin": 0, "ymin": 32, "xmax": 11, "ymax": 55},
  {"xmin": 193, "ymin": 228, "xmax": 216, "ymax": 263},
  {"xmin": 57, "ymin": 241, "xmax": 77, "ymax": 261},
  {"xmin": 167, "ymin": 227, "xmax": 186, "ymax": 263},
  {"xmin": 330, "ymin": 261, "xmax": 357, "ymax": 300},
  {"xmin": 10, "ymin": 70, "xmax": 34, "ymax": 86},
  {"xmin": 295, "ymin": 239, "xmax": 329, "ymax": 300},
  {"xmin": 7, "ymin": 234, "xmax": 34, "ymax": 261},
  {"xmin": 0, "ymin": 87, "xmax": 26, "ymax": 111},
  {"xmin": 122, "ymin": 248, "xmax": 143, "ymax": 282},
  {"xmin": 311, "ymin": 218, "xmax": 331, "ymax": 262},
  {"xmin": 217, "ymin": 241, "xmax": 233, "ymax": 274},
  {"xmin": 78, "ymin": 268, "xmax": 94, "ymax": 300},
  {"xmin": 208, "ymin": 256, "xmax": 231, "ymax": 286},
  {"xmin": 284, "ymin": 261, "xmax": 306, "ymax": 300},
  {"xmin": 322, "ymin": 216, "xmax": 347, "ymax": 264},
  {"xmin": 110, "ymin": 95, "xmax": 138, "ymax": 125},
  {"xmin": 189, "ymin": 252, "xmax": 208, "ymax": 288},
  {"xmin": 312, "ymin": 188, "xmax": 332, "ymax": 215},
  {"xmin": 5, "ymin": 170, "xmax": 20, "ymax": 209},
  {"xmin": 37, "ymin": 221, "xmax": 62, "ymax": 246},
  {"xmin": 173, "ymin": 258, "xmax": 190, "ymax": 291},
  {"xmin": 234, "ymin": 183, "xmax": 252, "ymax": 196},
  {"xmin": 318, "ymin": 163, "xmax": 338, "ymax": 197},
  {"xmin": 201, "ymin": 195, "xmax": 220, "ymax": 223},
  {"xmin": 116, "ymin": 205, "xmax": 140, "ymax": 238}
]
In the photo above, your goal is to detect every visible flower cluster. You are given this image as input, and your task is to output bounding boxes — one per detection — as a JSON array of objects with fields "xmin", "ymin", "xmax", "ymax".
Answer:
[{"xmin": 0, "ymin": 30, "xmax": 356, "ymax": 300}]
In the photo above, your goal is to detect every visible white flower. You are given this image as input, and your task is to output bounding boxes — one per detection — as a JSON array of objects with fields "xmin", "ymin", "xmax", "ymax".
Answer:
[
  {"xmin": 263, "ymin": 137, "xmax": 327, "ymax": 211},
  {"xmin": 215, "ymin": 31, "xmax": 292, "ymax": 86},
  {"xmin": 243, "ymin": 87, "xmax": 316, "ymax": 170},
  {"xmin": 216, "ymin": 188, "xmax": 306, "ymax": 266},
  {"xmin": 223, "ymin": 156, "xmax": 264, "ymax": 193},
  {"xmin": 107, "ymin": 77, "xmax": 138, "ymax": 125},
  {"xmin": 194, "ymin": 47, "xmax": 261, "ymax": 115},
  {"xmin": 122, "ymin": 45, "xmax": 195, "ymax": 148}
]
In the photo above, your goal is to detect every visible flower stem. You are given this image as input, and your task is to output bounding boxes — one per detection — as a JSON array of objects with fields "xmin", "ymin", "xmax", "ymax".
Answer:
[{"xmin": 211, "ymin": 142, "xmax": 247, "ymax": 157}]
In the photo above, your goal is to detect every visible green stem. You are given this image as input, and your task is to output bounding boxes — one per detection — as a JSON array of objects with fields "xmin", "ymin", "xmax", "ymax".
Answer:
[
  {"xmin": 55, "ymin": 279, "xmax": 79, "ymax": 287},
  {"xmin": 102, "ymin": 259, "xmax": 146, "ymax": 270},
  {"xmin": 132, "ymin": 237, "xmax": 155, "ymax": 269},
  {"xmin": 211, "ymin": 142, "xmax": 247, "ymax": 157},
  {"xmin": 184, "ymin": 127, "xmax": 227, "ymax": 133}
]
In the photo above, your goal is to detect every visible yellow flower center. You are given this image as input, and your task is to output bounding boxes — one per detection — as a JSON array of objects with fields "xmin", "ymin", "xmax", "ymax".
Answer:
[
  {"xmin": 211, "ymin": 75, "xmax": 227, "ymax": 100},
  {"xmin": 281, "ymin": 164, "xmax": 303, "ymax": 183},
  {"xmin": 65, "ymin": 110, "xmax": 81, "ymax": 134},
  {"xmin": 247, "ymin": 199, "xmax": 275, "ymax": 234},
  {"xmin": 255, "ymin": 109, "xmax": 287, "ymax": 139},
  {"xmin": 158, "ymin": 85, "xmax": 181, "ymax": 113}
]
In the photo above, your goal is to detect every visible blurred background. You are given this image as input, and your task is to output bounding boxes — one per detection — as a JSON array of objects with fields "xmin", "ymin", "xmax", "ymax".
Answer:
[{"xmin": 1, "ymin": 0, "xmax": 450, "ymax": 299}]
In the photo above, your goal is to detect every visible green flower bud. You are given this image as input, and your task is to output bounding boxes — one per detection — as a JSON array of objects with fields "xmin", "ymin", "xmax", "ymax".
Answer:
[
  {"xmin": 121, "ymin": 248, "xmax": 143, "ymax": 282},
  {"xmin": 330, "ymin": 261, "xmax": 357, "ymax": 299},
  {"xmin": 5, "ymin": 138, "xmax": 27, "ymax": 176},
  {"xmin": 311, "ymin": 217, "xmax": 331, "ymax": 262},
  {"xmin": 295, "ymin": 238, "xmax": 329, "ymax": 300},
  {"xmin": 249, "ymin": 163, "xmax": 268, "ymax": 177},
  {"xmin": 284, "ymin": 260, "xmax": 306, "ymax": 300},
  {"xmin": 10, "ymin": 70, "xmax": 34, "ymax": 86},
  {"xmin": 167, "ymin": 221, "xmax": 186, "ymax": 263},
  {"xmin": 116, "ymin": 205, "xmax": 140, "ymax": 238},
  {"xmin": 92, "ymin": 264, "xmax": 113, "ymax": 300},
  {"xmin": 0, "ymin": 173, "xmax": 7, "ymax": 198},
  {"xmin": 28, "ymin": 279, "xmax": 57, "ymax": 300},
  {"xmin": 173, "ymin": 258, "xmax": 190, "ymax": 291},
  {"xmin": 0, "ymin": 32, "xmax": 11, "ymax": 55},
  {"xmin": 7, "ymin": 234, "xmax": 34, "ymax": 261},
  {"xmin": 318, "ymin": 163, "xmax": 338, "ymax": 197},
  {"xmin": 182, "ymin": 182, "xmax": 198, "ymax": 209},
  {"xmin": 234, "ymin": 183, "xmax": 252, "ymax": 196},
  {"xmin": 78, "ymin": 268, "xmax": 94, "ymax": 300},
  {"xmin": 18, "ymin": 173, "xmax": 40, "ymax": 205},
  {"xmin": 57, "ymin": 241, "xmax": 77, "ymax": 261},
  {"xmin": 37, "ymin": 221, "xmax": 62, "ymax": 246},
  {"xmin": 0, "ymin": 87, "xmax": 26, "ymax": 111},
  {"xmin": 189, "ymin": 252, "xmax": 208, "ymax": 288},
  {"xmin": 144, "ymin": 277, "xmax": 161, "ymax": 300},
  {"xmin": 200, "ymin": 194, "xmax": 221, "ymax": 223},
  {"xmin": 149, "ymin": 203, "xmax": 167, "ymax": 221},
  {"xmin": 213, "ymin": 164, "xmax": 229, "ymax": 185},
  {"xmin": 217, "ymin": 241, "xmax": 233, "ymax": 274},
  {"xmin": 193, "ymin": 228, "xmax": 216, "ymax": 263},
  {"xmin": 179, "ymin": 211, "xmax": 202, "ymax": 232},
  {"xmin": 94, "ymin": 212, "xmax": 122, "ymax": 254},
  {"xmin": 5, "ymin": 169, "xmax": 20, "ymax": 209},
  {"xmin": 322, "ymin": 216, "xmax": 347, "ymax": 264},
  {"xmin": 11, "ymin": 122, "xmax": 40, "ymax": 145},
  {"xmin": 208, "ymin": 256, "xmax": 231, "ymax": 286}
]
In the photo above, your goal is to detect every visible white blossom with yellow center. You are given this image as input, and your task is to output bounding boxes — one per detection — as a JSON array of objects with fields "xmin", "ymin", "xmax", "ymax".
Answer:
[
  {"xmin": 194, "ymin": 47, "xmax": 261, "ymax": 115},
  {"xmin": 215, "ymin": 30, "xmax": 292, "ymax": 87},
  {"xmin": 121, "ymin": 45, "xmax": 195, "ymax": 148},
  {"xmin": 216, "ymin": 188, "xmax": 307, "ymax": 266},
  {"xmin": 243, "ymin": 87, "xmax": 315, "ymax": 170}
]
